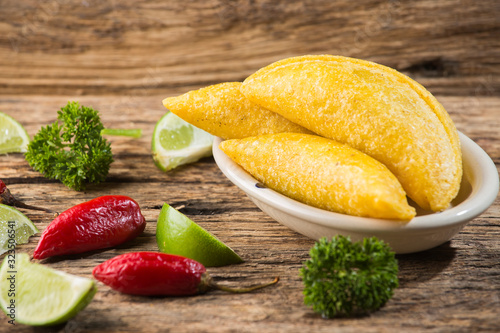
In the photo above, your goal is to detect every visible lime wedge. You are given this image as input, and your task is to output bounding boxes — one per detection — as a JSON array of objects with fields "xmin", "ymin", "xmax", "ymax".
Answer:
[
  {"xmin": 0, "ymin": 253, "xmax": 96, "ymax": 326},
  {"xmin": 156, "ymin": 204, "xmax": 243, "ymax": 267},
  {"xmin": 152, "ymin": 111, "xmax": 214, "ymax": 171},
  {"xmin": 0, "ymin": 204, "xmax": 39, "ymax": 256},
  {"xmin": 0, "ymin": 112, "xmax": 30, "ymax": 154}
]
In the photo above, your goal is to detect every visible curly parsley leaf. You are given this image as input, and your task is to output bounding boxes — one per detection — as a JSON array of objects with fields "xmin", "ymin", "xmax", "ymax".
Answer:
[
  {"xmin": 300, "ymin": 235, "xmax": 399, "ymax": 318},
  {"xmin": 25, "ymin": 101, "xmax": 113, "ymax": 191}
]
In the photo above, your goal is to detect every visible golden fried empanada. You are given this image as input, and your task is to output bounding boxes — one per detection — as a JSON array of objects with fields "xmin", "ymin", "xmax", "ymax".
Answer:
[
  {"xmin": 241, "ymin": 55, "xmax": 462, "ymax": 212},
  {"xmin": 162, "ymin": 82, "xmax": 311, "ymax": 140},
  {"xmin": 220, "ymin": 133, "xmax": 416, "ymax": 220}
]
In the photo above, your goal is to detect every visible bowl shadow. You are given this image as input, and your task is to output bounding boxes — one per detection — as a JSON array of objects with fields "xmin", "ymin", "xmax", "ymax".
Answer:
[{"xmin": 396, "ymin": 241, "xmax": 456, "ymax": 287}]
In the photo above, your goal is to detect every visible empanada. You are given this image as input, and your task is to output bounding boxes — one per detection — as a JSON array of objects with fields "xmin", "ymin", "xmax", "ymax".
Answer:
[
  {"xmin": 220, "ymin": 133, "xmax": 416, "ymax": 220},
  {"xmin": 162, "ymin": 82, "xmax": 311, "ymax": 140},
  {"xmin": 241, "ymin": 55, "xmax": 462, "ymax": 212}
]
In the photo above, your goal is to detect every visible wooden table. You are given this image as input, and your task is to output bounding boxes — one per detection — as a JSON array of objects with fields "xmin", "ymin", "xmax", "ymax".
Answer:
[{"xmin": 1, "ymin": 1, "xmax": 499, "ymax": 332}]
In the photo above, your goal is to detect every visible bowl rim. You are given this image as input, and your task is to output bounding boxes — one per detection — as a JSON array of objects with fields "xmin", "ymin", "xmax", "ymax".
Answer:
[{"xmin": 213, "ymin": 132, "xmax": 499, "ymax": 233}]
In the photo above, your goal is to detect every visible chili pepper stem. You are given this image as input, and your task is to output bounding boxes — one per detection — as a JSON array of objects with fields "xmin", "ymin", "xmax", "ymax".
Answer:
[
  {"xmin": 1, "ymin": 187, "xmax": 57, "ymax": 214},
  {"xmin": 11, "ymin": 199, "xmax": 57, "ymax": 215},
  {"xmin": 201, "ymin": 274, "xmax": 279, "ymax": 294}
]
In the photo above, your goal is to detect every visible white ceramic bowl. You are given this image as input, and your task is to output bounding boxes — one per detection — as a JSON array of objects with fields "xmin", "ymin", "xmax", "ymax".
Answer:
[{"xmin": 213, "ymin": 132, "xmax": 499, "ymax": 254}]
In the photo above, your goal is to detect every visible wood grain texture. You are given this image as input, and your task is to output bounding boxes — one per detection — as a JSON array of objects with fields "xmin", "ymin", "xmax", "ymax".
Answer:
[
  {"xmin": 0, "ymin": 95, "xmax": 499, "ymax": 332},
  {"xmin": 0, "ymin": 0, "xmax": 499, "ymax": 96},
  {"xmin": 1, "ymin": 0, "xmax": 499, "ymax": 331}
]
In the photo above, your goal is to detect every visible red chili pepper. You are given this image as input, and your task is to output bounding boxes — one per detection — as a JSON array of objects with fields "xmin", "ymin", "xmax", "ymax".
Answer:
[
  {"xmin": 0, "ymin": 179, "xmax": 55, "ymax": 213},
  {"xmin": 33, "ymin": 195, "xmax": 146, "ymax": 259},
  {"xmin": 93, "ymin": 252, "xmax": 279, "ymax": 296},
  {"xmin": 0, "ymin": 179, "xmax": 6, "ymax": 194}
]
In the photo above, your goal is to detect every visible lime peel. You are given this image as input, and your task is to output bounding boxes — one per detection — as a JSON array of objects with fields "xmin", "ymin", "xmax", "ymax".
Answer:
[
  {"xmin": 0, "ymin": 204, "xmax": 39, "ymax": 256},
  {"xmin": 0, "ymin": 253, "xmax": 96, "ymax": 326},
  {"xmin": 156, "ymin": 203, "xmax": 243, "ymax": 267},
  {"xmin": 0, "ymin": 112, "xmax": 30, "ymax": 154},
  {"xmin": 152, "ymin": 112, "xmax": 214, "ymax": 171}
]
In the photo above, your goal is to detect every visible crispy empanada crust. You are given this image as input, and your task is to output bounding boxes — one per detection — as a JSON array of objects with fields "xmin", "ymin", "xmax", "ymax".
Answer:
[
  {"xmin": 220, "ymin": 133, "xmax": 416, "ymax": 220},
  {"xmin": 241, "ymin": 55, "xmax": 462, "ymax": 211}
]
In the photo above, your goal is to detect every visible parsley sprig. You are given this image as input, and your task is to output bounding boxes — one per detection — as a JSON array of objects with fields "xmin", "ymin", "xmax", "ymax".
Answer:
[
  {"xmin": 300, "ymin": 235, "xmax": 399, "ymax": 318},
  {"xmin": 25, "ymin": 102, "xmax": 114, "ymax": 191}
]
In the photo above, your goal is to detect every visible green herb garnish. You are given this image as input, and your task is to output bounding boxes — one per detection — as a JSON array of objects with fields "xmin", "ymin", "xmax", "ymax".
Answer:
[
  {"xmin": 300, "ymin": 235, "xmax": 398, "ymax": 318},
  {"xmin": 101, "ymin": 128, "xmax": 142, "ymax": 138},
  {"xmin": 25, "ymin": 101, "xmax": 114, "ymax": 191}
]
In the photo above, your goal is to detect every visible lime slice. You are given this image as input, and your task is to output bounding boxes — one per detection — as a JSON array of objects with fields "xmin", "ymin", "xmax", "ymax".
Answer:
[
  {"xmin": 152, "ymin": 111, "xmax": 214, "ymax": 171},
  {"xmin": 0, "ymin": 204, "xmax": 39, "ymax": 256},
  {"xmin": 156, "ymin": 203, "xmax": 243, "ymax": 267},
  {"xmin": 0, "ymin": 253, "xmax": 96, "ymax": 326},
  {"xmin": 0, "ymin": 112, "xmax": 30, "ymax": 154}
]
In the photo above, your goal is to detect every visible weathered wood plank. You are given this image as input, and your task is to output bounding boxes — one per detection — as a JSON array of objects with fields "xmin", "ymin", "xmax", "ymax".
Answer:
[
  {"xmin": 0, "ymin": 0, "xmax": 499, "ymax": 96},
  {"xmin": 1, "ymin": 0, "xmax": 499, "ymax": 331},
  {"xmin": 0, "ymin": 95, "xmax": 499, "ymax": 332}
]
